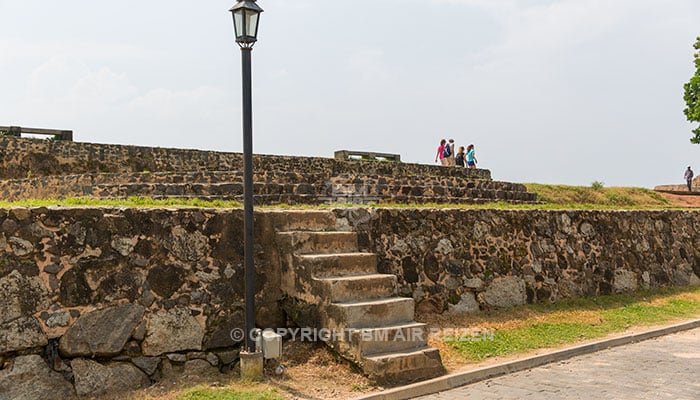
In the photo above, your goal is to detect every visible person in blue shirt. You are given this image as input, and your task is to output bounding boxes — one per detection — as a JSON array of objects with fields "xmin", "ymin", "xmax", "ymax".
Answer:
[{"xmin": 466, "ymin": 144, "xmax": 478, "ymax": 169}]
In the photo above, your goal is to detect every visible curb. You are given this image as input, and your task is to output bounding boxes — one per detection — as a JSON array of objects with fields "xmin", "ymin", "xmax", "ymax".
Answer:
[{"xmin": 352, "ymin": 319, "xmax": 700, "ymax": 400}]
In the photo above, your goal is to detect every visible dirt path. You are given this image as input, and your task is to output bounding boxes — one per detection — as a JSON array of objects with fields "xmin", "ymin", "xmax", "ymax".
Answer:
[{"xmin": 657, "ymin": 192, "xmax": 700, "ymax": 208}]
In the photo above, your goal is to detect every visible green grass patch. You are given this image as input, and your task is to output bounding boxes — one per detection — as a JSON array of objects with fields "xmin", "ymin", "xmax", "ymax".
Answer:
[
  {"xmin": 177, "ymin": 386, "xmax": 283, "ymax": 400},
  {"xmin": 449, "ymin": 287, "xmax": 700, "ymax": 361},
  {"xmin": 0, "ymin": 197, "xmax": 242, "ymax": 209},
  {"xmin": 0, "ymin": 184, "xmax": 687, "ymax": 211},
  {"xmin": 524, "ymin": 183, "xmax": 672, "ymax": 208}
]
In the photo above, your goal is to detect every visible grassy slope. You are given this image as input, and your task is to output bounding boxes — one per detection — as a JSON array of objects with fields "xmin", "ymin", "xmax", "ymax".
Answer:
[
  {"xmin": 524, "ymin": 183, "xmax": 672, "ymax": 208},
  {"xmin": 0, "ymin": 184, "xmax": 684, "ymax": 210}
]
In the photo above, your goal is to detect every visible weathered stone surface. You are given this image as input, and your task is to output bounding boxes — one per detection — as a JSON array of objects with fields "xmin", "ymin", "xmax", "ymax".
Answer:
[
  {"xmin": 166, "ymin": 226, "xmax": 209, "ymax": 262},
  {"xmin": 142, "ymin": 307, "xmax": 204, "ymax": 356},
  {"xmin": 213, "ymin": 349, "xmax": 240, "ymax": 365},
  {"xmin": 0, "ymin": 317, "xmax": 48, "ymax": 353},
  {"xmin": 59, "ymin": 304, "xmax": 145, "ymax": 357},
  {"xmin": 147, "ymin": 264, "xmax": 186, "ymax": 298},
  {"xmin": 0, "ymin": 355, "xmax": 76, "ymax": 400},
  {"xmin": 182, "ymin": 359, "xmax": 215, "ymax": 379},
  {"xmin": 131, "ymin": 356, "xmax": 161, "ymax": 376},
  {"xmin": 45, "ymin": 311, "xmax": 70, "ymax": 328},
  {"xmin": 447, "ymin": 293, "xmax": 480, "ymax": 314},
  {"xmin": 111, "ymin": 236, "xmax": 137, "ymax": 256},
  {"xmin": 58, "ymin": 269, "xmax": 92, "ymax": 307},
  {"xmin": 613, "ymin": 269, "xmax": 638, "ymax": 293},
  {"xmin": 464, "ymin": 278, "xmax": 484, "ymax": 290},
  {"xmin": 0, "ymin": 270, "xmax": 50, "ymax": 324},
  {"xmin": 72, "ymin": 358, "xmax": 150, "ymax": 397},
  {"xmin": 203, "ymin": 311, "xmax": 244, "ymax": 350},
  {"xmin": 166, "ymin": 353, "xmax": 187, "ymax": 363},
  {"xmin": 481, "ymin": 277, "xmax": 526, "ymax": 308},
  {"xmin": 8, "ymin": 236, "xmax": 34, "ymax": 256}
]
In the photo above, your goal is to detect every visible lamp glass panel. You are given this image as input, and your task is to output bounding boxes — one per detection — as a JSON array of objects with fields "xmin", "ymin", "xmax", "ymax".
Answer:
[
  {"xmin": 233, "ymin": 9, "xmax": 244, "ymax": 38},
  {"xmin": 246, "ymin": 12, "xmax": 259, "ymax": 37}
]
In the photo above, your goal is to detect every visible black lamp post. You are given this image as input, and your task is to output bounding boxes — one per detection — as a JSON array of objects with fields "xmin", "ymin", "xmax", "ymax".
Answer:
[{"xmin": 230, "ymin": 0, "xmax": 263, "ymax": 356}]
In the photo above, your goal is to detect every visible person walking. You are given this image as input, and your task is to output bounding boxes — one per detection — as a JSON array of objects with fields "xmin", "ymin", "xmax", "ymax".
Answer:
[
  {"xmin": 454, "ymin": 146, "xmax": 466, "ymax": 167},
  {"xmin": 685, "ymin": 166, "xmax": 694, "ymax": 192},
  {"xmin": 435, "ymin": 139, "xmax": 447, "ymax": 166},
  {"xmin": 466, "ymin": 144, "xmax": 478, "ymax": 169},
  {"xmin": 446, "ymin": 138, "xmax": 456, "ymax": 166}
]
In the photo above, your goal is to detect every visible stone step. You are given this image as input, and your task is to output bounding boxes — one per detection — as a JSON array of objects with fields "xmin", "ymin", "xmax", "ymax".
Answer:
[
  {"xmin": 295, "ymin": 253, "xmax": 378, "ymax": 278},
  {"xmin": 331, "ymin": 174, "xmax": 528, "ymax": 191},
  {"xmin": 93, "ymin": 182, "xmax": 325, "ymax": 197},
  {"xmin": 325, "ymin": 297, "xmax": 415, "ymax": 330},
  {"xmin": 265, "ymin": 210, "xmax": 337, "ymax": 231},
  {"xmin": 328, "ymin": 183, "xmax": 536, "ymax": 200},
  {"xmin": 328, "ymin": 195, "xmax": 539, "ymax": 205},
  {"xmin": 276, "ymin": 231, "xmax": 358, "ymax": 255},
  {"xmin": 316, "ymin": 274, "xmax": 397, "ymax": 303},
  {"xmin": 344, "ymin": 322, "xmax": 429, "ymax": 359},
  {"xmin": 361, "ymin": 346, "xmax": 445, "ymax": 385}
]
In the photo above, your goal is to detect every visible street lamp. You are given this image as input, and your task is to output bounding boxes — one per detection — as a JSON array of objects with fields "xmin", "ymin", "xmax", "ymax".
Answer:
[{"xmin": 230, "ymin": 0, "xmax": 263, "ymax": 379}]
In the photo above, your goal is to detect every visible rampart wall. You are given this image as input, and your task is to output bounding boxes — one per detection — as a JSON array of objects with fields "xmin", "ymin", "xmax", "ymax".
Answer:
[
  {"xmin": 336, "ymin": 208, "xmax": 700, "ymax": 314},
  {"xmin": 0, "ymin": 137, "xmax": 491, "ymax": 181}
]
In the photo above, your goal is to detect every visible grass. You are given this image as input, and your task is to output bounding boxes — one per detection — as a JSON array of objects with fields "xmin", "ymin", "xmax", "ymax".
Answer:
[
  {"xmin": 176, "ymin": 386, "xmax": 283, "ymax": 400},
  {"xmin": 0, "ymin": 184, "xmax": 688, "ymax": 211},
  {"xmin": 444, "ymin": 286, "xmax": 700, "ymax": 362},
  {"xmin": 0, "ymin": 197, "xmax": 242, "ymax": 209},
  {"xmin": 524, "ymin": 183, "xmax": 672, "ymax": 208}
]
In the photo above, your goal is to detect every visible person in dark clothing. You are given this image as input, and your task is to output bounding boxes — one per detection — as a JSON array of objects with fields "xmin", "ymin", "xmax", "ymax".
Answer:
[
  {"xmin": 454, "ymin": 146, "xmax": 466, "ymax": 167},
  {"xmin": 685, "ymin": 166, "xmax": 694, "ymax": 192}
]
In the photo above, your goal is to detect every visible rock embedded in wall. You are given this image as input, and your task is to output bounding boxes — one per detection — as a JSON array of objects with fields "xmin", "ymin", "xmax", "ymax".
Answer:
[
  {"xmin": 0, "ymin": 355, "xmax": 76, "ymax": 400},
  {"xmin": 480, "ymin": 276, "xmax": 527, "ymax": 308},
  {"xmin": 0, "ymin": 316, "xmax": 48, "ymax": 353},
  {"xmin": 72, "ymin": 358, "xmax": 150, "ymax": 397},
  {"xmin": 59, "ymin": 304, "xmax": 145, "ymax": 358},
  {"xmin": 142, "ymin": 307, "xmax": 204, "ymax": 356}
]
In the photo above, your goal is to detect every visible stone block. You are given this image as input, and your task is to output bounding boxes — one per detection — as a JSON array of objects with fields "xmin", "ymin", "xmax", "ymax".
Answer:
[
  {"xmin": 0, "ymin": 270, "xmax": 50, "ymax": 325},
  {"xmin": 0, "ymin": 355, "xmax": 76, "ymax": 400},
  {"xmin": 59, "ymin": 304, "xmax": 144, "ymax": 358},
  {"xmin": 0, "ymin": 317, "xmax": 48, "ymax": 354},
  {"xmin": 481, "ymin": 277, "xmax": 526, "ymax": 308},
  {"xmin": 72, "ymin": 358, "xmax": 150, "ymax": 397},
  {"xmin": 447, "ymin": 293, "xmax": 480, "ymax": 314},
  {"xmin": 142, "ymin": 307, "xmax": 204, "ymax": 356}
]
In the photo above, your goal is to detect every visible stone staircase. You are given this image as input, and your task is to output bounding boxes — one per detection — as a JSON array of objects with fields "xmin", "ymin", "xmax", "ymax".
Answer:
[{"xmin": 277, "ymin": 211, "xmax": 445, "ymax": 385}]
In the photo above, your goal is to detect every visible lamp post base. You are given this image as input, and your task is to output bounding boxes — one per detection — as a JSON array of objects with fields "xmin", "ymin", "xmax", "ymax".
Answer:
[{"xmin": 240, "ymin": 351, "xmax": 264, "ymax": 380}]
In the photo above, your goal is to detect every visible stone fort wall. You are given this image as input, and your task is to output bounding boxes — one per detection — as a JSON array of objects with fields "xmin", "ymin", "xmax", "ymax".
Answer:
[
  {"xmin": 336, "ymin": 208, "xmax": 700, "ymax": 314},
  {"xmin": 0, "ymin": 136, "xmax": 491, "ymax": 181},
  {"xmin": 1, "ymin": 207, "xmax": 699, "ymax": 396}
]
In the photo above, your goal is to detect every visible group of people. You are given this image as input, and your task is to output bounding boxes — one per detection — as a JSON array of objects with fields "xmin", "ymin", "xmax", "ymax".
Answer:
[{"xmin": 435, "ymin": 138, "xmax": 477, "ymax": 169}]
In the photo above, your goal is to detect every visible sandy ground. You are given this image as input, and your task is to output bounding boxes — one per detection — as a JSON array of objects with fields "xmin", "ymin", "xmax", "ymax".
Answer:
[{"xmin": 657, "ymin": 192, "xmax": 700, "ymax": 208}]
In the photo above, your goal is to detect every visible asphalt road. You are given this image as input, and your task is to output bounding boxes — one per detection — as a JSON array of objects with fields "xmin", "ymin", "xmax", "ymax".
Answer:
[{"xmin": 413, "ymin": 328, "xmax": 700, "ymax": 400}]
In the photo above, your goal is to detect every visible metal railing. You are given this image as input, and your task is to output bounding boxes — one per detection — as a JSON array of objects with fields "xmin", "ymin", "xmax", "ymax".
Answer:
[{"xmin": 0, "ymin": 126, "xmax": 73, "ymax": 141}]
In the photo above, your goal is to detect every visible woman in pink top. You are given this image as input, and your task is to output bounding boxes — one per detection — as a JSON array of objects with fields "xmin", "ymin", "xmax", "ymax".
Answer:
[{"xmin": 435, "ymin": 139, "xmax": 447, "ymax": 166}]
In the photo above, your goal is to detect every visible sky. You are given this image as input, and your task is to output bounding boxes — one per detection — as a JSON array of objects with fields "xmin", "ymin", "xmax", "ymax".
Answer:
[{"xmin": 1, "ymin": 0, "xmax": 699, "ymax": 188}]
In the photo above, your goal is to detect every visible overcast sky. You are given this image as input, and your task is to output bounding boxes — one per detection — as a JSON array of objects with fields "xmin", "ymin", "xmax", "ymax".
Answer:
[{"xmin": 1, "ymin": 0, "xmax": 699, "ymax": 188}]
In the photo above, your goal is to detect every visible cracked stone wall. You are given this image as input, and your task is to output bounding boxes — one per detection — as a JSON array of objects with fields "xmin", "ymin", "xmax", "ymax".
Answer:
[
  {"xmin": 335, "ymin": 208, "xmax": 700, "ymax": 315},
  {"xmin": 0, "ymin": 207, "xmax": 289, "ymax": 399},
  {"xmin": 3, "ymin": 206, "xmax": 699, "ymax": 398}
]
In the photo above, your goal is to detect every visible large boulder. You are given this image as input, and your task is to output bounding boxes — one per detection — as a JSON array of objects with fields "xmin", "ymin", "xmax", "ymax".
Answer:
[
  {"xmin": 72, "ymin": 358, "xmax": 150, "ymax": 397},
  {"xmin": 142, "ymin": 307, "xmax": 204, "ymax": 356},
  {"xmin": 0, "ymin": 317, "xmax": 48, "ymax": 353},
  {"xmin": 0, "ymin": 355, "xmax": 76, "ymax": 400},
  {"xmin": 59, "ymin": 304, "xmax": 145, "ymax": 357},
  {"xmin": 481, "ymin": 276, "xmax": 527, "ymax": 308}
]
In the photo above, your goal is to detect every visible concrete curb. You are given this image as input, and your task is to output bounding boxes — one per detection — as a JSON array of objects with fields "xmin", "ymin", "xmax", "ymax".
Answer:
[{"xmin": 352, "ymin": 319, "xmax": 700, "ymax": 400}]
